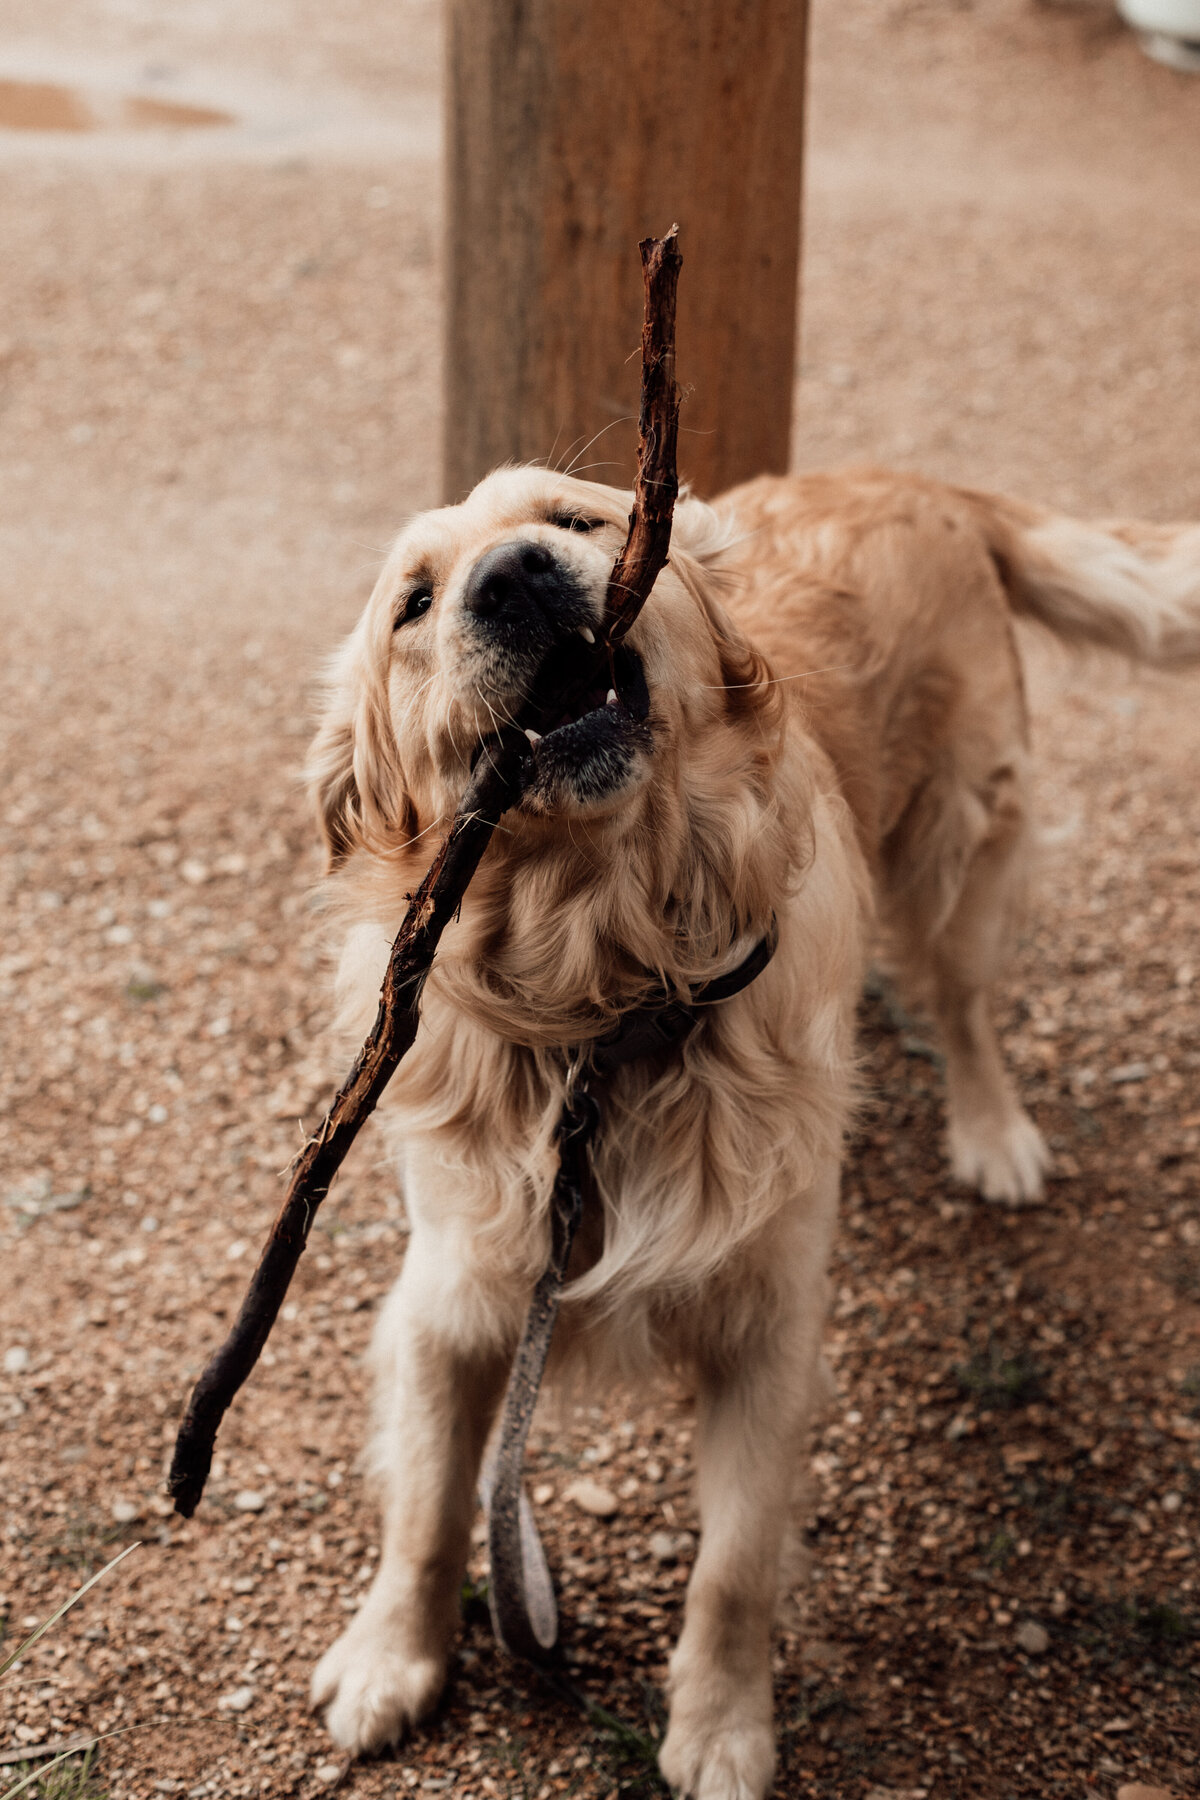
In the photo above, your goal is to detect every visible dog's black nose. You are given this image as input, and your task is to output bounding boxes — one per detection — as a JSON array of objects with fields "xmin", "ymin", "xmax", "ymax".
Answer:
[{"xmin": 464, "ymin": 540, "xmax": 563, "ymax": 627}]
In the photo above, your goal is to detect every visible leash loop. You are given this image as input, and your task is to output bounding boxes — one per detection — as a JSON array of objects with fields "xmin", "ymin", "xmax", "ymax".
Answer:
[{"xmin": 485, "ymin": 1091, "xmax": 597, "ymax": 1660}]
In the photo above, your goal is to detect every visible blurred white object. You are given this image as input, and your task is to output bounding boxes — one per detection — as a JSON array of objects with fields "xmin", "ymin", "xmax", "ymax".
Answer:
[{"xmin": 1117, "ymin": 0, "xmax": 1200, "ymax": 69}]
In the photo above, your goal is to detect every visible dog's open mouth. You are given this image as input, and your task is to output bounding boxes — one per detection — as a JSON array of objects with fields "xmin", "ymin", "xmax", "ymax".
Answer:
[{"xmin": 521, "ymin": 639, "xmax": 652, "ymax": 808}]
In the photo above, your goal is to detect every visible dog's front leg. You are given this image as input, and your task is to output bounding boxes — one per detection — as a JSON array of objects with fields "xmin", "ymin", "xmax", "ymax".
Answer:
[
  {"xmin": 659, "ymin": 1211, "xmax": 831, "ymax": 1800},
  {"xmin": 312, "ymin": 1225, "xmax": 515, "ymax": 1754}
]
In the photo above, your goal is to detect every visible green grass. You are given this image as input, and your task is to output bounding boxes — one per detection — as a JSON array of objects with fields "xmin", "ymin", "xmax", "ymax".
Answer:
[
  {"xmin": 1071, "ymin": 1591, "xmax": 1197, "ymax": 1677},
  {"xmin": 536, "ymin": 1670, "xmax": 668, "ymax": 1796},
  {"xmin": 982, "ymin": 1525, "xmax": 1018, "ymax": 1570},
  {"xmin": 43, "ymin": 1511, "xmax": 135, "ymax": 1584},
  {"xmin": 954, "ymin": 1345, "xmax": 1042, "ymax": 1410},
  {"xmin": 123, "ymin": 975, "xmax": 164, "ymax": 1002},
  {"xmin": 0, "ymin": 1547, "xmax": 138, "ymax": 1800},
  {"xmin": 2, "ymin": 1745, "xmax": 105, "ymax": 1800}
]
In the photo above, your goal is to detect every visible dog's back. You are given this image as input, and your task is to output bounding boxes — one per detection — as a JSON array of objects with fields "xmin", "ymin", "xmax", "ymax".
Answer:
[{"xmin": 719, "ymin": 466, "xmax": 1200, "ymax": 1204}]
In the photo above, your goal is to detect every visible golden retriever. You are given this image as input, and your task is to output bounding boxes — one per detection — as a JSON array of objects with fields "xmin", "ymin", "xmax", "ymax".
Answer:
[{"xmin": 306, "ymin": 464, "xmax": 1200, "ymax": 1798}]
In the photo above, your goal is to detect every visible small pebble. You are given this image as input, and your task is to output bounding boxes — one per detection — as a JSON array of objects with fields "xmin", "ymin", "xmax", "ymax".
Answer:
[
  {"xmin": 234, "ymin": 1489, "xmax": 266, "ymax": 1513},
  {"xmin": 314, "ymin": 1763, "xmax": 343, "ymax": 1786},
  {"xmin": 1015, "ymin": 1619, "xmax": 1049, "ymax": 1655},
  {"xmin": 532, "ymin": 1482, "xmax": 554, "ymax": 1505},
  {"xmin": 1161, "ymin": 1491, "xmax": 1182, "ymax": 1513},
  {"xmin": 1109, "ymin": 1060, "xmax": 1150, "ymax": 1085},
  {"xmin": 1116, "ymin": 1786, "xmax": 1175, "ymax": 1800},
  {"xmin": 563, "ymin": 1477, "xmax": 618, "ymax": 1518},
  {"xmin": 648, "ymin": 1530, "xmax": 680, "ymax": 1563},
  {"xmin": 3, "ymin": 1346, "xmax": 30, "ymax": 1376},
  {"xmin": 218, "ymin": 1685, "xmax": 255, "ymax": 1713},
  {"xmin": 111, "ymin": 1499, "xmax": 139, "ymax": 1524}
]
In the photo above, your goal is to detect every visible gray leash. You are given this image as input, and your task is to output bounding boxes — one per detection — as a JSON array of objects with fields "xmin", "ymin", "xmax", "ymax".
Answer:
[{"xmin": 483, "ymin": 924, "xmax": 779, "ymax": 1662}]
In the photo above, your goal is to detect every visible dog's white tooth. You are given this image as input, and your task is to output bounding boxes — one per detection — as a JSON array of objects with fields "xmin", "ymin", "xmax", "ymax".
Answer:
[
  {"xmin": 577, "ymin": 625, "xmax": 596, "ymax": 644},
  {"xmin": 606, "ymin": 689, "xmax": 618, "ymax": 707},
  {"xmin": 524, "ymin": 728, "xmax": 542, "ymax": 745}
]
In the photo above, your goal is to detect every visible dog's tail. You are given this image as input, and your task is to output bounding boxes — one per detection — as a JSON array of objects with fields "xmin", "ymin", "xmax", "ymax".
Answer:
[{"xmin": 960, "ymin": 487, "xmax": 1200, "ymax": 667}]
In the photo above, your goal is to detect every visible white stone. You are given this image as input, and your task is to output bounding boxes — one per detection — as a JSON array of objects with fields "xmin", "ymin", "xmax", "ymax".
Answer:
[
  {"xmin": 218, "ymin": 1685, "xmax": 255, "ymax": 1713},
  {"xmin": 314, "ymin": 1762, "xmax": 343, "ymax": 1785},
  {"xmin": 1015, "ymin": 1619, "xmax": 1049, "ymax": 1655},
  {"xmin": 111, "ymin": 1499, "xmax": 139, "ymax": 1524},
  {"xmin": 563, "ymin": 1477, "xmax": 618, "ymax": 1519},
  {"xmin": 3, "ymin": 1346, "xmax": 30, "ymax": 1375},
  {"xmin": 233, "ymin": 1489, "xmax": 266, "ymax": 1513},
  {"xmin": 648, "ymin": 1530, "xmax": 680, "ymax": 1563}
]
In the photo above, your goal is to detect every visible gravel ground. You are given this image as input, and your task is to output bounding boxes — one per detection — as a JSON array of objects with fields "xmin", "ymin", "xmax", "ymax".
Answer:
[{"xmin": 1, "ymin": 3, "xmax": 1198, "ymax": 1797}]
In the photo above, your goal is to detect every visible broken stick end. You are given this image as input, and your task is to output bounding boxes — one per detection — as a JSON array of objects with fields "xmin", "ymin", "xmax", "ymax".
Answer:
[{"xmin": 166, "ymin": 1432, "xmax": 211, "ymax": 1518}]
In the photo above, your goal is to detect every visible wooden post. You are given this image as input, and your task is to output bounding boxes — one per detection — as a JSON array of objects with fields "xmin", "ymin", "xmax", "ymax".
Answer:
[{"xmin": 443, "ymin": 0, "xmax": 808, "ymax": 502}]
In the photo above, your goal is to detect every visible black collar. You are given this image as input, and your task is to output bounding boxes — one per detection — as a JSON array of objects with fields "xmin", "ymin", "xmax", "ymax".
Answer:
[{"xmin": 582, "ymin": 917, "xmax": 780, "ymax": 1079}]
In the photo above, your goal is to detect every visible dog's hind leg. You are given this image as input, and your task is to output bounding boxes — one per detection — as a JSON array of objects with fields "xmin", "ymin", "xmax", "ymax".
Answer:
[
  {"xmin": 311, "ymin": 1222, "xmax": 514, "ymax": 1754},
  {"xmin": 659, "ymin": 1190, "xmax": 834, "ymax": 1800},
  {"xmin": 892, "ymin": 757, "xmax": 1050, "ymax": 1205}
]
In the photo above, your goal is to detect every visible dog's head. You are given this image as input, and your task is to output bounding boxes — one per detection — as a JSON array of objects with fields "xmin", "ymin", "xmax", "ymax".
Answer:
[{"xmin": 309, "ymin": 466, "xmax": 780, "ymax": 868}]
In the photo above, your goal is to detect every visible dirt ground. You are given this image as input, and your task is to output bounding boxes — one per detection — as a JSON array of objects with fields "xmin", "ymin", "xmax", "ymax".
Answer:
[{"xmin": 1, "ymin": 2, "xmax": 1199, "ymax": 1796}]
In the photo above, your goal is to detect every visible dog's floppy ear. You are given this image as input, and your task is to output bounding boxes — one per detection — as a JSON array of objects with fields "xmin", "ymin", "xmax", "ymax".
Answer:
[
  {"xmin": 307, "ymin": 632, "xmax": 413, "ymax": 868},
  {"xmin": 308, "ymin": 712, "xmax": 363, "ymax": 868},
  {"xmin": 670, "ymin": 495, "xmax": 783, "ymax": 729}
]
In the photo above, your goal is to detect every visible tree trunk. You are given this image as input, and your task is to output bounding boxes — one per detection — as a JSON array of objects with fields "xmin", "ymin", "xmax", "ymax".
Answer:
[{"xmin": 444, "ymin": 0, "xmax": 808, "ymax": 502}]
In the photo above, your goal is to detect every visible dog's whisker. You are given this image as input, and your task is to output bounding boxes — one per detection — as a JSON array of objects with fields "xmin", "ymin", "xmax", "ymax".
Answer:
[
  {"xmin": 699, "ymin": 663, "xmax": 853, "ymax": 690},
  {"xmin": 474, "ymin": 677, "xmax": 518, "ymax": 732},
  {"xmin": 406, "ymin": 670, "xmax": 442, "ymax": 706},
  {"xmin": 544, "ymin": 422, "xmax": 567, "ymax": 477},
  {"xmin": 550, "ymin": 459, "xmax": 627, "ymax": 482},
  {"xmin": 395, "ymin": 812, "xmax": 448, "ymax": 853},
  {"xmin": 555, "ymin": 416, "xmax": 637, "ymax": 480},
  {"xmin": 445, "ymin": 713, "xmax": 468, "ymax": 766}
]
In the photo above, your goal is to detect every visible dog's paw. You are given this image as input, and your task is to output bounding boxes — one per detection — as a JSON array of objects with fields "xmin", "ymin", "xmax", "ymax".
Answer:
[
  {"xmin": 659, "ymin": 1715, "xmax": 775, "ymax": 1800},
  {"xmin": 948, "ymin": 1106, "xmax": 1051, "ymax": 1206},
  {"xmin": 311, "ymin": 1614, "xmax": 445, "ymax": 1755}
]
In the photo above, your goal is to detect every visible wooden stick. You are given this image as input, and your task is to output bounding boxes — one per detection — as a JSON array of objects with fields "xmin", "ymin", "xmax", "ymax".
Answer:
[
  {"xmin": 168, "ymin": 228, "xmax": 682, "ymax": 1518},
  {"xmin": 606, "ymin": 228, "xmax": 682, "ymax": 644},
  {"xmin": 167, "ymin": 740, "xmax": 524, "ymax": 1517}
]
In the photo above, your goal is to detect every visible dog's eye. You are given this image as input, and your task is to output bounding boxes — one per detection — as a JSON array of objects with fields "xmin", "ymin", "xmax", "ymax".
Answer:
[
  {"xmin": 395, "ymin": 586, "xmax": 434, "ymax": 629},
  {"xmin": 550, "ymin": 514, "xmax": 605, "ymax": 534}
]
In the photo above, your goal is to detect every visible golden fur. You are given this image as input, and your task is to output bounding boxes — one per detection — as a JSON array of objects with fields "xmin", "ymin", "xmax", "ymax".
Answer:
[{"xmin": 306, "ymin": 465, "xmax": 1200, "ymax": 1798}]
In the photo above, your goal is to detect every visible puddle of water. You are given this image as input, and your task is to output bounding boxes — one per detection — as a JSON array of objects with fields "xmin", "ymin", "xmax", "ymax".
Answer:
[
  {"xmin": 0, "ymin": 77, "xmax": 93, "ymax": 132},
  {"xmin": 119, "ymin": 94, "xmax": 234, "ymax": 131},
  {"xmin": 0, "ymin": 49, "xmax": 438, "ymax": 166},
  {"xmin": 0, "ymin": 74, "xmax": 234, "ymax": 133}
]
